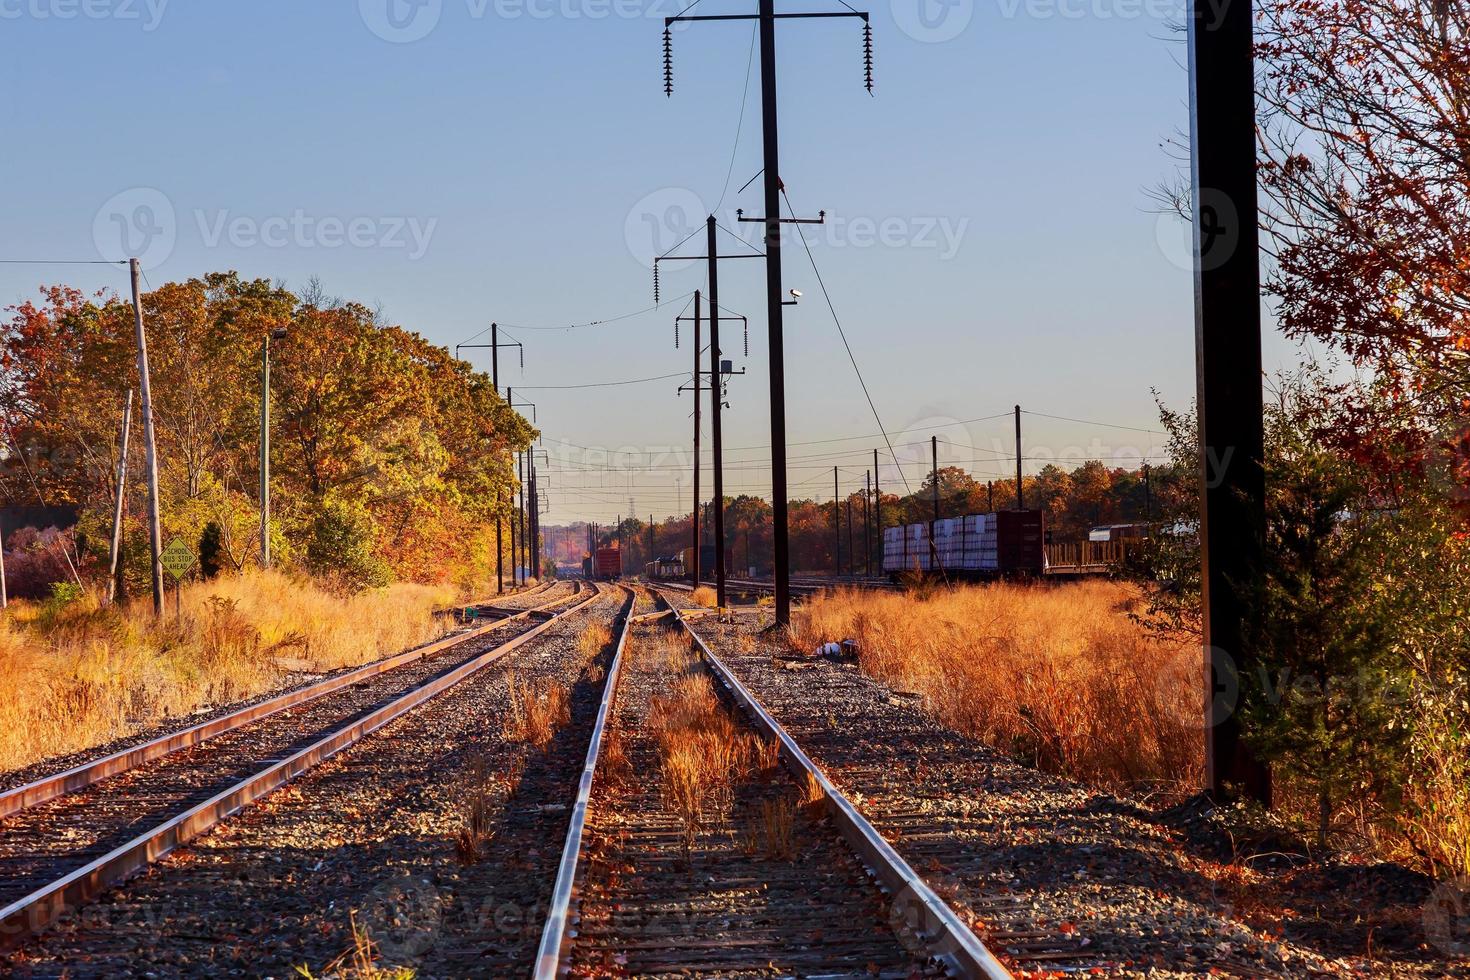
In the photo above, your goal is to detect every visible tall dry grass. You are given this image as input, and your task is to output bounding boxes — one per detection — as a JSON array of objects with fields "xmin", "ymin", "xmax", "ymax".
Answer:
[
  {"xmin": 648, "ymin": 634, "xmax": 758, "ymax": 859},
  {"xmin": 0, "ymin": 569, "xmax": 457, "ymax": 774},
  {"xmin": 791, "ymin": 581, "xmax": 1202, "ymax": 794}
]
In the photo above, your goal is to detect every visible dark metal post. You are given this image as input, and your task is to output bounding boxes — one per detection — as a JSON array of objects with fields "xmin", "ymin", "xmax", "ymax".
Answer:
[
  {"xmin": 708, "ymin": 216, "xmax": 728, "ymax": 607},
  {"xmin": 757, "ymin": 0, "xmax": 792, "ymax": 625},
  {"xmin": 692, "ymin": 291, "xmax": 702, "ymax": 586},
  {"xmin": 833, "ymin": 467, "xmax": 841, "ymax": 576},
  {"xmin": 932, "ymin": 435, "xmax": 940, "ymax": 525},
  {"xmin": 1014, "ymin": 405, "xmax": 1024, "ymax": 510},
  {"xmin": 1143, "ymin": 463, "xmax": 1153, "ymax": 525},
  {"xmin": 491, "ymin": 322, "xmax": 499, "ymax": 394},
  {"xmin": 518, "ymin": 451, "xmax": 527, "ymax": 586},
  {"xmin": 988, "ymin": 480, "xmax": 994, "ymax": 512},
  {"xmin": 873, "ymin": 449, "xmax": 881, "ymax": 573},
  {"xmin": 1190, "ymin": 0, "xmax": 1270, "ymax": 804},
  {"xmin": 847, "ymin": 496, "xmax": 855, "ymax": 577},
  {"xmin": 496, "ymin": 490, "xmax": 505, "ymax": 594},
  {"xmin": 863, "ymin": 470, "xmax": 871, "ymax": 576}
]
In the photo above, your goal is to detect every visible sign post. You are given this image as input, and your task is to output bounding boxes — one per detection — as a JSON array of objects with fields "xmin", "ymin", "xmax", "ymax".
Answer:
[{"xmin": 160, "ymin": 539, "xmax": 196, "ymax": 621}]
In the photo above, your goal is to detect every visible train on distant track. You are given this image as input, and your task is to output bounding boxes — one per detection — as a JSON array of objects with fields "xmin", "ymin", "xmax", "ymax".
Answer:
[
  {"xmin": 583, "ymin": 546, "xmax": 623, "ymax": 581},
  {"xmin": 644, "ymin": 556, "xmax": 685, "ymax": 580},
  {"xmin": 644, "ymin": 545, "xmax": 726, "ymax": 582},
  {"xmin": 882, "ymin": 510, "xmax": 1046, "ymax": 578}
]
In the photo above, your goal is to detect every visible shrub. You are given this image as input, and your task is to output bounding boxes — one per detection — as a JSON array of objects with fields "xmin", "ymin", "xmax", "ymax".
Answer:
[{"xmin": 305, "ymin": 500, "xmax": 390, "ymax": 591}]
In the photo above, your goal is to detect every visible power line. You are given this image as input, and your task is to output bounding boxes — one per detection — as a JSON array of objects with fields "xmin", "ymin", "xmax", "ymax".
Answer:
[{"xmin": 513, "ymin": 371, "xmax": 690, "ymax": 391}]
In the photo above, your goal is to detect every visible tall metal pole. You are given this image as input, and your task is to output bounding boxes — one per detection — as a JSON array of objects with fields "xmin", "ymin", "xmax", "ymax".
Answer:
[
  {"xmin": 130, "ymin": 259, "xmax": 164, "ymax": 617},
  {"xmin": 932, "ymin": 436, "xmax": 940, "ymax": 525},
  {"xmin": 107, "ymin": 390, "xmax": 134, "ymax": 604},
  {"xmin": 491, "ymin": 322, "xmax": 499, "ymax": 395},
  {"xmin": 847, "ymin": 496, "xmax": 855, "ymax": 577},
  {"xmin": 531, "ymin": 460, "xmax": 540, "ymax": 580},
  {"xmin": 691, "ymin": 291, "xmax": 702, "ymax": 586},
  {"xmin": 519, "ymin": 451, "xmax": 527, "ymax": 586},
  {"xmin": 508, "ymin": 489, "xmax": 517, "ymax": 590},
  {"xmin": 833, "ymin": 467, "xmax": 840, "ymax": 576},
  {"xmin": 864, "ymin": 470, "xmax": 871, "ymax": 577},
  {"xmin": 758, "ymin": 0, "xmax": 792, "ymax": 625},
  {"xmin": 707, "ymin": 216, "xmax": 728, "ymax": 607},
  {"xmin": 988, "ymin": 480, "xmax": 994, "ymax": 512},
  {"xmin": 1014, "ymin": 405, "xmax": 1024, "ymax": 510},
  {"xmin": 873, "ymin": 448, "xmax": 881, "ymax": 570},
  {"xmin": 1190, "ymin": 0, "xmax": 1270, "ymax": 803},
  {"xmin": 497, "ymin": 490, "xmax": 505, "ymax": 594},
  {"xmin": 260, "ymin": 336, "xmax": 272, "ymax": 569}
]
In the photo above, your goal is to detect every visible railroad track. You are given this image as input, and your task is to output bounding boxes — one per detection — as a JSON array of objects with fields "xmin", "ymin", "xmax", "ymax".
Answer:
[
  {"xmin": 660, "ymin": 576, "xmax": 904, "ymax": 599},
  {"xmin": 0, "ymin": 579, "xmax": 597, "ymax": 950},
  {"xmin": 533, "ymin": 589, "xmax": 1008, "ymax": 979}
]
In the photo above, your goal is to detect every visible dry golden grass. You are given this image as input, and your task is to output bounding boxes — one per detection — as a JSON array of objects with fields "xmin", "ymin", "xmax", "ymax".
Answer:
[
  {"xmin": 649, "ymin": 652, "xmax": 758, "ymax": 860},
  {"xmin": 294, "ymin": 911, "xmax": 416, "ymax": 980},
  {"xmin": 506, "ymin": 674, "xmax": 571, "ymax": 751},
  {"xmin": 576, "ymin": 622, "xmax": 612, "ymax": 665},
  {"xmin": 0, "ymin": 569, "xmax": 456, "ymax": 774},
  {"xmin": 691, "ymin": 585, "xmax": 718, "ymax": 608},
  {"xmin": 791, "ymin": 581, "xmax": 1202, "ymax": 794}
]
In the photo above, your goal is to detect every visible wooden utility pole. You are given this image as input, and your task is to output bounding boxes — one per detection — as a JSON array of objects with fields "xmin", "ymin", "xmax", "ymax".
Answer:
[
  {"xmin": 864, "ymin": 470, "xmax": 871, "ymax": 576},
  {"xmin": 663, "ymin": 0, "xmax": 870, "ymax": 626},
  {"xmin": 833, "ymin": 467, "xmax": 841, "ymax": 576},
  {"xmin": 1014, "ymin": 405, "xmax": 1024, "ymax": 510},
  {"xmin": 107, "ymin": 390, "xmax": 134, "ymax": 604},
  {"xmin": 873, "ymin": 448, "xmax": 881, "ymax": 572},
  {"xmin": 130, "ymin": 259, "xmax": 164, "ymax": 616},
  {"xmin": 1190, "ymin": 0, "xmax": 1271, "ymax": 803},
  {"xmin": 707, "ymin": 217, "xmax": 728, "ymax": 608},
  {"xmin": 691, "ymin": 291, "xmax": 702, "ymax": 586}
]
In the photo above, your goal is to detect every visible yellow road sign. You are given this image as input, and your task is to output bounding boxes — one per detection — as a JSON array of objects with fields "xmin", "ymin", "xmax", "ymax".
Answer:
[{"xmin": 160, "ymin": 539, "xmax": 196, "ymax": 581}]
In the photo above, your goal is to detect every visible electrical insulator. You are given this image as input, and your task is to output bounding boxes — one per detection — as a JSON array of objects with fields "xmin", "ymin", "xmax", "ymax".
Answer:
[
  {"xmin": 663, "ymin": 29, "xmax": 674, "ymax": 97},
  {"xmin": 743, "ymin": 319, "xmax": 749, "ymax": 356},
  {"xmin": 675, "ymin": 319, "xmax": 680, "ymax": 349},
  {"xmin": 653, "ymin": 263, "xmax": 660, "ymax": 304},
  {"xmin": 863, "ymin": 23, "xmax": 874, "ymax": 94}
]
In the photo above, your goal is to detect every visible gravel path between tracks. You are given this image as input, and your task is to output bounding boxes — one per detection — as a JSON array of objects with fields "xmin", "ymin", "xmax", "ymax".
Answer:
[
  {"xmin": 568, "ymin": 618, "xmax": 935, "ymax": 979},
  {"xmin": 4, "ymin": 585, "xmax": 619, "ymax": 980},
  {"xmin": 0, "ymin": 581, "xmax": 569, "ymax": 795},
  {"xmin": 684, "ymin": 613, "xmax": 1464, "ymax": 979}
]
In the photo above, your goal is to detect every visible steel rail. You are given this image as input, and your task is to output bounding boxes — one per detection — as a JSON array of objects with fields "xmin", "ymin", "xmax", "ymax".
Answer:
[
  {"xmin": 0, "ymin": 584, "xmax": 604, "ymax": 951},
  {"xmin": 653, "ymin": 590, "xmax": 1013, "ymax": 980},
  {"xmin": 0, "ymin": 582, "xmax": 581, "ymax": 820},
  {"xmin": 531, "ymin": 586, "xmax": 634, "ymax": 980}
]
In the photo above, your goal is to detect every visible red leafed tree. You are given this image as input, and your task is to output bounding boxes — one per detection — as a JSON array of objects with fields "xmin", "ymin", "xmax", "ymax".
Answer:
[{"xmin": 1255, "ymin": 0, "xmax": 1470, "ymax": 491}]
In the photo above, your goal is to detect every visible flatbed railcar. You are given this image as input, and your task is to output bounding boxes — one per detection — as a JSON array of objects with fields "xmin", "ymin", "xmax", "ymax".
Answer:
[{"xmin": 882, "ymin": 510, "xmax": 1045, "ymax": 579}]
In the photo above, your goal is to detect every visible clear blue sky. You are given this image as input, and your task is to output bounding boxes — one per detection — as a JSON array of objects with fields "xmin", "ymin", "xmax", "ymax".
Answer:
[{"xmin": 1, "ymin": 0, "xmax": 1302, "ymax": 522}]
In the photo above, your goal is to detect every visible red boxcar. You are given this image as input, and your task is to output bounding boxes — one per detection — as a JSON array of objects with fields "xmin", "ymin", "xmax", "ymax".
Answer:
[{"xmin": 593, "ymin": 547, "xmax": 622, "ymax": 580}]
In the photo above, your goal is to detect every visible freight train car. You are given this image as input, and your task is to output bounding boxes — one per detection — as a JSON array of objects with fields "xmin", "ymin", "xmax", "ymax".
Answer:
[
  {"xmin": 882, "ymin": 511, "xmax": 1045, "ymax": 578},
  {"xmin": 679, "ymin": 544, "xmax": 724, "ymax": 582},
  {"xmin": 644, "ymin": 557, "xmax": 686, "ymax": 581},
  {"xmin": 592, "ymin": 547, "xmax": 622, "ymax": 580}
]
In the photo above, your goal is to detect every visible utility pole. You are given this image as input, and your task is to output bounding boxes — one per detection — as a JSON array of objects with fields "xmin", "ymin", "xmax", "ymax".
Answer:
[
  {"xmin": 664, "ymin": 0, "xmax": 870, "ymax": 627},
  {"xmin": 930, "ymin": 436, "xmax": 940, "ymax": 570},
  {"xmin": 1143, "ymin": 463, "xmax": 1153, "ymax": 525},
  {"xmin": 988, "ymin": 480, "xmax": 995, "ymax": 513},
  {"xmin": 130, "ymin": 258, "xmax": 164, "ymax": 617},
  {"xmin": 107, "ymin": 390, "xmax": 133, "ymax": 604},
  {"xmin": 1191, "ymin": 0, "xmax": 1270, "ymax": 802},
  {"xmin": 847, "ymin": 495, "xmax": 855, "ymax": 577},
  {"xmin": 259, "ymin": 328, "xmax": 286, "ymax": 569},
  {"xmin": 508, "ymin": 489, "xmax": 517, "ymax": 589},
  {"xmin": 873, "ymin": 448, "xmax": 881, "ymax": 573},
  {"xmin": 691, "ymin": 291, "xmax": 702, "ymax": 586},
  {"xmin": 1014, "ymin": 404, "xmax": 1024, "ymax": 510},
  {"xmin": 864, "ymin": 469, "xmax": 871, "ymax": 577},
  {"xmin": 833, "ymin": 467, "xmax": 841, "ymax": 577},
  {"xmin": 498, "ymin": 489, "xmax": 506, "ymax": 594},
  {"xmin": 518, "ymin": 451, "xmax": 527, "ymax": 586},
  {"xmin": 531, "ymin": 458, "xmax": 540, "ymax": 580},
  {"xmin": 707, "ymin": 215, "xmax": 728, "ymax": 608}
]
